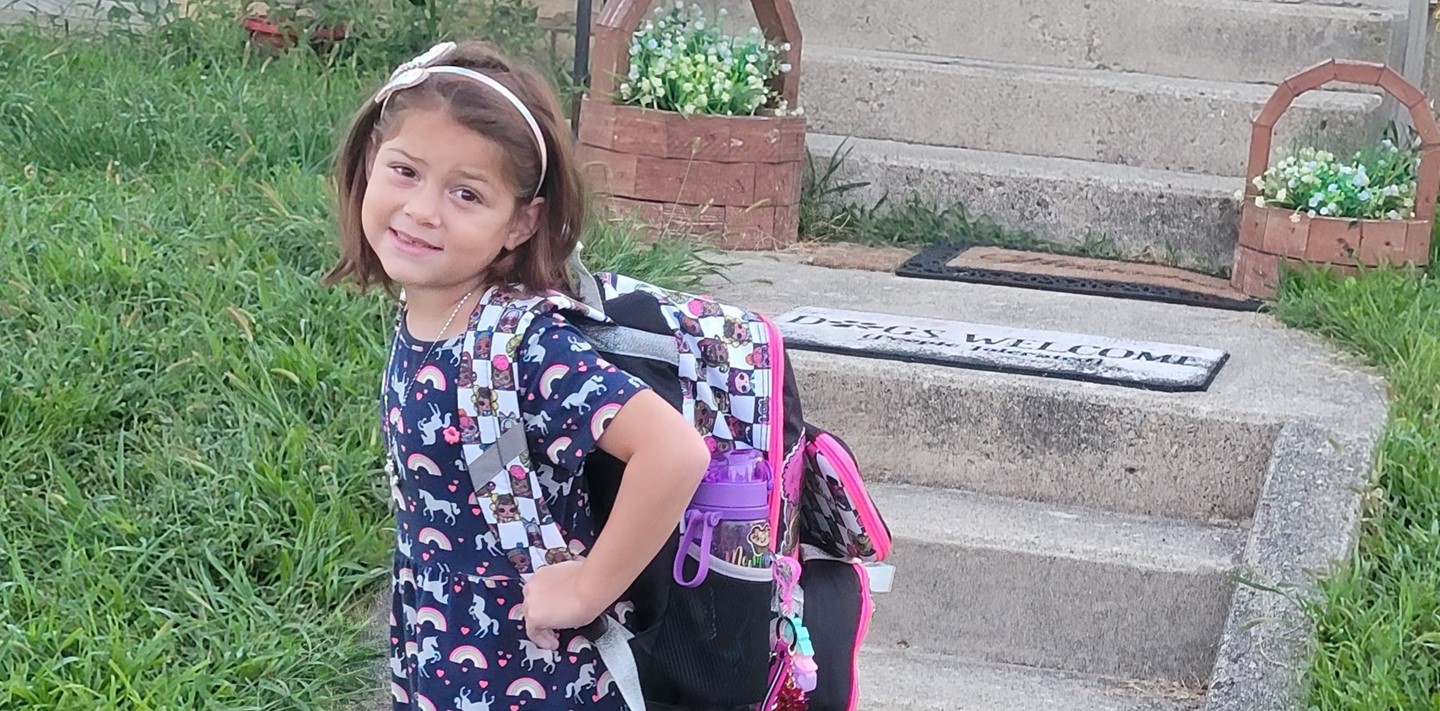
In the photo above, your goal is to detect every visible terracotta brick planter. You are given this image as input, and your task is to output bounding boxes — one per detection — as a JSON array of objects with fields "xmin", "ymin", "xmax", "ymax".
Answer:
[
  {"xmin": 1233, "ymin": 59, "xmax": 1439, "ymax": 298},
  {"xmin": 576, "ymin": 0, "xmax": 805, "ymax": 250}
]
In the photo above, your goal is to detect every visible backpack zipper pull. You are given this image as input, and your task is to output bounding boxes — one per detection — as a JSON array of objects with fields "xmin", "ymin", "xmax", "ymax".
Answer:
[{"xmin": 788, "ymin": 614, "xmax": 818, "ymax": 693}]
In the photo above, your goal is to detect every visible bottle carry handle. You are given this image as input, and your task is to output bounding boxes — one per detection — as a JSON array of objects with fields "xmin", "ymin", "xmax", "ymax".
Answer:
[{"xmin": 674, "ymin": 508, "xmax": 721, "ymax": 588}]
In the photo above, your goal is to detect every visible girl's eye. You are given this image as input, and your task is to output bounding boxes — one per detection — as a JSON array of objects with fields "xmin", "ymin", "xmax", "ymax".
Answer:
[
  {"xmin": 391, "ymin": 164, "xmax": 417, "ymax": 179},
  {"xmin": 456, "ymin": 188, "xmax": 483, "ymax": 204}
]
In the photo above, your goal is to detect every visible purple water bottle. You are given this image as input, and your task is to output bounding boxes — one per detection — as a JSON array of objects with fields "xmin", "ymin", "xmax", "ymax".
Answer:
[{"xmin": 674, "ymin": 448, "xmax": 773, "ymax": 587}]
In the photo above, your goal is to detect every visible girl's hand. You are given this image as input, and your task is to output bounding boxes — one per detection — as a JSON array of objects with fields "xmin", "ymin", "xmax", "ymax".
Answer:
[{"xmin": 521, "ymin": 559, "xmax": 605, "ymax": 650}]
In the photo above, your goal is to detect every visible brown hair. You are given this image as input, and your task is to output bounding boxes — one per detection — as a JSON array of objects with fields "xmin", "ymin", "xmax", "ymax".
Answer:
[{"xmin": 323, "ymin": 41, "xmax": 585, "ymax": 297}]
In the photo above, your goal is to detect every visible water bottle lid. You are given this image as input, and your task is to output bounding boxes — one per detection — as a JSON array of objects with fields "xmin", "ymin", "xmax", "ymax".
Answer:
[{"xmin": 692, "ymin": 480, "xmax": 770, "ymax": 513}]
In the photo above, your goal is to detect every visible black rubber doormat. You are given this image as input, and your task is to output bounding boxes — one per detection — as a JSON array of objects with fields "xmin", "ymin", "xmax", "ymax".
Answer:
[
  {"xmin": 895, "ymin": 242, "xmax": 1263, "ymax": 312},
  {"xmin": 776, "ymin": 307, "xmax": 1229, "ymax": 392}
]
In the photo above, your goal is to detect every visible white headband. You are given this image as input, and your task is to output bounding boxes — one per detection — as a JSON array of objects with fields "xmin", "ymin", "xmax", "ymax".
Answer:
[{"xmin": 373, "ymin": 42, "xmax": 548, "ymax": 197}]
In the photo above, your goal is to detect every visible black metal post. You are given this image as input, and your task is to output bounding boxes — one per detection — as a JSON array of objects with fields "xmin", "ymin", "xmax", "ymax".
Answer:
[{"xmin": 570, "ymin": 0, "xmax": 593, "ymax": 134}]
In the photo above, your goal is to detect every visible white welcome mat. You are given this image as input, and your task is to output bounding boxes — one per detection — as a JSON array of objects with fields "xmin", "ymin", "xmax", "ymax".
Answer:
[{"xmin": 774, "ymin": 307, "xmax": 1228, "ymax": 392}]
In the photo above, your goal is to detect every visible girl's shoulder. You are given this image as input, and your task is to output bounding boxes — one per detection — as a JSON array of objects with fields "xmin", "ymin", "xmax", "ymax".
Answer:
[{"xmin": 519, "ymin": 311, "xmax": 596, "ymax": 362}]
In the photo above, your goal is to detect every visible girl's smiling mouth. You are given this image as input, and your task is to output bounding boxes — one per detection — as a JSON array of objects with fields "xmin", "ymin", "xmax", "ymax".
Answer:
[{"xmin": 390, "ymin": 228, "xmax": 442, "ymax": 252}]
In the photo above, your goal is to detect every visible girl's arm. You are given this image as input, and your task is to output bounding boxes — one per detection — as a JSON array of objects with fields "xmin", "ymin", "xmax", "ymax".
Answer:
[
  {"xmin": 578, "ymin": 389, "xmax": 710, "ymax": 606},
  {"xmin": 521, "ymin": 388, "xmax": 708, "ymax": 646}
]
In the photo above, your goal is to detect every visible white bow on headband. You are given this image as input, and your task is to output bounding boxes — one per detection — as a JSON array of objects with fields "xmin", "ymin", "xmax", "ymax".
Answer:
[{"xmin": 374, "ymin": 42, "xmax": 549, "ymax": 197}]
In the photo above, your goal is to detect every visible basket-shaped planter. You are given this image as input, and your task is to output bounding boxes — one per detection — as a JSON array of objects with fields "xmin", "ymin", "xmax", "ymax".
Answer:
[
  {"xmin": 1232, "ymin": 59, "xmax": 1439, "ymax": 298},
  {"xmin": 576, "ymin": 0, "xmax": 804, "ymax": 250}
]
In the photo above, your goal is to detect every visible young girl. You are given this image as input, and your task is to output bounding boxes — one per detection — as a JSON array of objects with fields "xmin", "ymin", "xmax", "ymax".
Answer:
[{"xmin": 324, "ymin": 40, "xmax": 710, "ymax": 710}]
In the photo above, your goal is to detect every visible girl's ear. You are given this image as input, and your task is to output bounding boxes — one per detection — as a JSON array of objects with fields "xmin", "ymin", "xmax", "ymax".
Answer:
[{"xmin": 505, "ymin": 197, "xmax": 544, "ymax": 250}]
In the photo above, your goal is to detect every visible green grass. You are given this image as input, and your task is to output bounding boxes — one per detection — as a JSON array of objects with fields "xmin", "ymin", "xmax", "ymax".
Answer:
[
  {"xmin": 0, "ymin": 23, "xmax": 708, "ymax": 709},
  {"xmin": 1271, "ymin": 265, "xmax": 1440, "ymax": 711}
]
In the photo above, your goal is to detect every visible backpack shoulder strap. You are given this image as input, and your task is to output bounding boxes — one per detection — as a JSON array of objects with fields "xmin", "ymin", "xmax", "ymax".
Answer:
[{"xmin": 455, "ymin": 287, "xmax": 606, "ymax": 579}]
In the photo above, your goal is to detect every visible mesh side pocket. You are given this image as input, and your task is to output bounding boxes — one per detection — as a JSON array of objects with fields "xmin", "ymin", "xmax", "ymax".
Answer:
[{"xmin": 639, "ymin": 551, "xmax": 774, "ymax": 708}]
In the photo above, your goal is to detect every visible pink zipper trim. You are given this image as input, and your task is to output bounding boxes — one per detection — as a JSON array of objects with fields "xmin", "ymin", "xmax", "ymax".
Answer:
[
  {"xmin": 811, "ymin": 433, "xmax": 892, "ymax": 560},
  {"xmin": 759, "ymin": 314, "xmax": 787, "ymax": 537},
  {"xmin": 761, "ymin": 648, "xmax": 792, "ymax": 709},
  {"xmin": 847, "ymin": 562, "xmax": 875, "ymax": 711}
]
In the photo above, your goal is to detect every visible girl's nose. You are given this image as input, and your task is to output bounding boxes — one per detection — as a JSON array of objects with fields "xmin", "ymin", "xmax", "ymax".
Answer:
[{"xmin": 403, "ymin": 188, "xmax": 442, "ymax": 226}]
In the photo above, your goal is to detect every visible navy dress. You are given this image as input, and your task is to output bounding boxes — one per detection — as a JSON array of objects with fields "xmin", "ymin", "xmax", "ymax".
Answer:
[{"xmin": 381, "ymin": 307, "xmax": 649, "ymax": 711}]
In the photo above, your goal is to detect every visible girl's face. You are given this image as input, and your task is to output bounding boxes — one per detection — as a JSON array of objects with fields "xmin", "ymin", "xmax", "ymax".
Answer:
[{"xmin": 361, "ymin": 107, "xmax": 542, "ymax": 298}]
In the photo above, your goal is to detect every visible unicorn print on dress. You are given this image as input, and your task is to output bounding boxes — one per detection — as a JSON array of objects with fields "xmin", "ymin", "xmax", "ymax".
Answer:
[
  {"xmin": 523, "ymin": 410, "xmax": 551, "ymax": 435},
  {"xmin": 440, "ymin": 339, "xmax": 465, "ymax": 367},
  {"xmin": 417, "ymin": 489, "xmax": 459, "ymax": 525},
  {"xmin": 417, "ymin": 403, "xmax": 452, "ymax": 445},
  {"xmin": 390, "ymin": 370, "xmax": 407, "ymax": 402},
  {"xmin": 537, "ymin": 464, "xmax": 573, "ymax": 501},
  {"xmin": 415, "ymin": 637, "xmax": 442, "ymax": 677},
  {"xmin": 467, "ymin": 595, "xmax": 501, "ymax": 638},
  {"xmin": 566, "ymin": 660, "xmax": 598, "ymax": 701},
  {"xmin": 415, "ymin": 568, "xmax": 451, "ymax": 605},
  {"xmin": 474, "ymin": 529, "xmax": 502, "ymax": 556},
  {"xmin": 517, "ymin": 637, "xmax": 558, "ymax": 673},
  {"xmin": 455, "ymin": 688, "xmax": 494, "ymax": 711},
  {"xmin": 560, "ymin": 375, "xmax": 607, "ymax": 414}
]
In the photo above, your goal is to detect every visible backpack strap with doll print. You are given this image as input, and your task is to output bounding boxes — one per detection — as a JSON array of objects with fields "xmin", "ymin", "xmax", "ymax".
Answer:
[{"xmin": 454, "ymin": 286, "xmax": 608, "ymax": 579}]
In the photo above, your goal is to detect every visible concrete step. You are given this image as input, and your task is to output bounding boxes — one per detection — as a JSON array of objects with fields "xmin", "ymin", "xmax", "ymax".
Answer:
[
  {"xmin": 800, "ymin": 46, "xmax": 1384, "ymax": 177},
  {"xmin": 785, "ymin": 0, "xmax": 1404, "ymax": 85},
  {"xmin": 806, "ymin": 132, "xmax": 1243, "ymax": 276},
  {"xmin": 858, "ymin": 647, "xmax": 1203, "ymax": 710},
  {"xmin": 864, "ymin": 483, "xmax": 1243, "ymax": 682},
  {"xmin": 702, "ymin": 254, "xmax": 1387, "ymax": 522}
]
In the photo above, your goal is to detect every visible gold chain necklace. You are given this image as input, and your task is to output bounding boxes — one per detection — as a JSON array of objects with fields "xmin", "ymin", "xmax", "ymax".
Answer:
[{"xmin": 387, "ymin": 287, "xmax": 478, "ymax": 415}]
